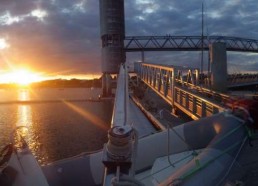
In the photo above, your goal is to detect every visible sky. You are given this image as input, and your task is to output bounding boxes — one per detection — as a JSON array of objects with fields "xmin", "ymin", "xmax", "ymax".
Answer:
[{"xmin": 0, "ymin": 0, "xmax": 258, "ymax": 82}]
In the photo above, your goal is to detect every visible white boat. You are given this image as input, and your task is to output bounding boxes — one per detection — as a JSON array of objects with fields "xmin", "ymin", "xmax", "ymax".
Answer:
[{"xmin": 0, "ymin": 65, "xmax": 255, "ymax": 186}]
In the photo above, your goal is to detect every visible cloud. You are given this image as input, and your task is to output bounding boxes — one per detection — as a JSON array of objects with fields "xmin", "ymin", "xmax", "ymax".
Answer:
[
  {"xmin": 125, "ymin": 0, "xmax": 258, "ymax": 73},
  {"xmin": 31, "ymin": 9, "xmax": 48, "ymax": 21},
  {"xmin": 0, "ymin": 0, "xmax": 100, "ymax": 76},
  {"xmin": 0, "ymin": 0, "xmax": 257, "ymax": 78}
]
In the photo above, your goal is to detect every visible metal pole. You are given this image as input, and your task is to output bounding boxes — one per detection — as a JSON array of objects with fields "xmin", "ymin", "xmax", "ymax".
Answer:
[
  {"xmin": 201, "ymin": 3, "xmax": 204, "ymax": 74},
  {"xmin": 141, "ymin": 51, "xmax": 145, "ymax": 63}
]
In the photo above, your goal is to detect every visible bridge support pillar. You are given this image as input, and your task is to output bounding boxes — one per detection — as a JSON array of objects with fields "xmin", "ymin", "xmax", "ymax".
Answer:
[
  {"xmin": 102, "ymin": 73, "xmax": 112, "ymax": 97},
  {"xmin": 210, "ymin": 42, "xmax": 227, "ymax": 93}
]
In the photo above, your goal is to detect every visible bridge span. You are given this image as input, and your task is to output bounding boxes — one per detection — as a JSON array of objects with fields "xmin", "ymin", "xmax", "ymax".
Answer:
[
  {"xmin": 125, "ymin": 35, "xmax": 258, "ymax": 53},
  {"xmin": 228, "ymin": 74, "xmax": 258, "ymax": 88}
]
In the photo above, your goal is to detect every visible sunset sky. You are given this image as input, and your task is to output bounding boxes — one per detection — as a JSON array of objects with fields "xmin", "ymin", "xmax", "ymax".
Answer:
[{"xmin": 0, "ymin": 0, "xmax": 258, "ymax": 83}]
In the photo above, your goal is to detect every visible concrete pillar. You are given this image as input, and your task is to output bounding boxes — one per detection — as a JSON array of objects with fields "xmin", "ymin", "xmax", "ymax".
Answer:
[
  {"xmin": 102, "ymin": 73, "xmax": 112, "ymax": 97},
  {"xmin": 210, "ymin": 42, "xmax": 227, "ymax": 93},
  {"xmin": 100, "ymin": 0, "xmax": 125, "ymax": 97}
]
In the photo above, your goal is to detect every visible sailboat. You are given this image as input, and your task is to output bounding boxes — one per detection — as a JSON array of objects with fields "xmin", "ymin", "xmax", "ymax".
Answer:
[{"xmin": 1, "ymin": 63, "xmax": 255, "ymax": 186}]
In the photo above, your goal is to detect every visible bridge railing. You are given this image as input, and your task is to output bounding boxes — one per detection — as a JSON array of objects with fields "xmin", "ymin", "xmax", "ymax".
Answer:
[
  {"xmin": 228, "ymin": 74, "xmax": 258, "ymax": 86},
  {"xmin": 134, "ymin": 62, "xmax": 175, "ymax": 104},
  {"xmin": 174, "ymin": 86, "xmax": 223, "ymax": 119},
  {"xmin": 134, "ymin": 62, "xmax": 229, "ymax": 120}
]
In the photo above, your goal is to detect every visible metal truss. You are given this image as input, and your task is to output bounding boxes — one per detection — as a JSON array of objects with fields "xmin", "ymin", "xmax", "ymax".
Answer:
[
  {"xmin": 124, "ymin": 36, "xmax": 258, "ymax": 53},
  {"xmin": 228, "ymin": 74, "xmax": 258, "ymax": 87}
]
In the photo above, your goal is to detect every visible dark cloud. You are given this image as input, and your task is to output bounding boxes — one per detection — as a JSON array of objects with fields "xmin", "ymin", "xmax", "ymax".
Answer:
[
  {"xmin": 0, "ymin": 0, "xmax": 101, "ymax": 75},
  {"xmin": 0, "ymin": 0, "xmax": 257, "ymax": 79},
  {"xmin": 125, "ymin": 0, "xmax": 258, "ymax": 73}
]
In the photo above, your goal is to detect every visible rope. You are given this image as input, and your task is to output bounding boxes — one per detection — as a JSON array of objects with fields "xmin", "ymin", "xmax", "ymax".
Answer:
[
  {"xmin": 245, "ymin": 126, "xmax": 253, "ymax": 138},
  {"xmin": 167, "ymin": 123, "xmax": 247, "ymax": 184},
  {"xmin": 215, "ymin": 136, "xmax": 248, "ymax": 186},
  {"xmin": 160, "ymin": 109, "xmax": 198, "ymax": 153},
  {"xmin": 167, "ymin": 124, "xmax": 175, "ymax": 167},
  {"xmin": 0, "ymin": 144, "xmax": 13, "ymax": 168},
  {"xmin": 139, "ymin": 152, "xmax": 196, "ymax": 182},
  {"xmin": 139, "ymin": 121, "xmax": 246, "ymax": 184},
  {"xmin": 177, "ymin": 140, "xmax": 243, "ymax": 182},
  {"xmin": 139, "ymin": 111, "xmax": 249, "ymax": 184},
  {"xmin": 169, "ymin": 125, "xmax": 199, "ymax": 155}
]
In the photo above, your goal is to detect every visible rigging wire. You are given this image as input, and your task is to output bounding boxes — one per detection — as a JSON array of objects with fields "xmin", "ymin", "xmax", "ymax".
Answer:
[{"xmin": 215, "ymin": 136, "xmax": 248, "ymax": 186}]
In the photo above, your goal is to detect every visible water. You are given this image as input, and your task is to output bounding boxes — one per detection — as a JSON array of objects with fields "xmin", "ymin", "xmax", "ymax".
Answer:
[{"xmin": 0, "ymin": 88, "xmax": 113, "ymax": 165}]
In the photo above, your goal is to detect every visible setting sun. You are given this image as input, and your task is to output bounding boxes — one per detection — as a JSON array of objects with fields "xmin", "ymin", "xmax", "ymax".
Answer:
[
  {"xmin": 0, "ymin": 69, "xmax": 43, "ymax": 85},
  {"xmin": 0, "ymin": 38, "xmax": 9, "ymax": 49}
]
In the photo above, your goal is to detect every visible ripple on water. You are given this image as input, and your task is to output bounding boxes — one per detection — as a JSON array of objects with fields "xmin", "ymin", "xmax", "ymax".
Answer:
[{"xmin": 0, "ymin": 88, "xmax": 113, "ymax": 165}]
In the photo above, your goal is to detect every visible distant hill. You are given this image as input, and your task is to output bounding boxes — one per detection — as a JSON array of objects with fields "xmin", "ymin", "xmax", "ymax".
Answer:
[{"xmin": 0, "ymin": 78, "xmax": 102, "ymax": 88}]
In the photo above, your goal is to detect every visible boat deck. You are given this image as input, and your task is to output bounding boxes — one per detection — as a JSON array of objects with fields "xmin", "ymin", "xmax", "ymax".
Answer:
[
  {"xmin": 225, "ymin": 132, "xmax": 258, "ymax": 186},
  {"xmin": 128, "ymin": 99, "xmax": 157, "ymax": 137},
  {"xmin": 42, "ymin": 98, "xmax": 157, "ymax": 186}
]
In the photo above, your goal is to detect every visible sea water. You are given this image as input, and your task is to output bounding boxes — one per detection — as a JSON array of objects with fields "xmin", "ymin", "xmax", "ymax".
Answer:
[{"xmin": 0, "ymin": 88, "xmax": 113, "ymax": 165}]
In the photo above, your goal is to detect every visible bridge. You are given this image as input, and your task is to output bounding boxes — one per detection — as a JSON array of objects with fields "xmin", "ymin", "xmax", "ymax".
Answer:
[
  {"xmin": 133, "ymin": 62, "xmax": 255, "ymax": 120},
  {"xmin": 98, "ymin": 1, "xmax": 258, "ymax": 185},
  {"xmin": 125, "ymin": 35, "xmax": 258, "ymax": 89},
  {"xmin": 228, "ymin": 74, "xmax": 258, "ymax": 88},
  {"xmin": 125, "ymin": 35, "xmax": 258, "ymax": 53}
]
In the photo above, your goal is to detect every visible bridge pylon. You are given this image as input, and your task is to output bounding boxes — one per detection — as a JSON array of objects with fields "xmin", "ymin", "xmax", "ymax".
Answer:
[{"xmin": 210, "ymin": 42, "xmax": 227, "ymax": 93}]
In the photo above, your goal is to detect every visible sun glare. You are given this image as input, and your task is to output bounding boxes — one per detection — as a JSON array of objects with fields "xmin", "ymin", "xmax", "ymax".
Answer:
[
  {"xmin": 1, "ymin": 69, "xmax": 43, "ymax": 85},
  {"xmin": 31, "ymin": 9, "xmax": 48, "ymax": 21},
  {"xmin": 0, "ymin": 38, "xmax": 9, "ymax": 49}
]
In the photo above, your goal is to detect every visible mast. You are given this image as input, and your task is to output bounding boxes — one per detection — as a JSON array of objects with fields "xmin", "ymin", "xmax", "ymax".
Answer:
[{"xmin": 201, "ymin": 2, "xmax": 204, "ymax": 74}]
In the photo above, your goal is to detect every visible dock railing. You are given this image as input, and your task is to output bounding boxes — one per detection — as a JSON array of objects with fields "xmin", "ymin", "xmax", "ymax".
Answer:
[{"xmin": 134, "ymin": 62, "xmax": 236, "ymax": 120}]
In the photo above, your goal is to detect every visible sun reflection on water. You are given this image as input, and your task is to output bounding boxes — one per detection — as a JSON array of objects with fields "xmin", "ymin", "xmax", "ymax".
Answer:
[
  {"xmin": 18, "ymin": 89, "xmax": 30, "ymax": 101},
  {"xmin": 16, "ymin": 90, "xmax": 46, "ymax": 164},
  {"xmin": 17, "ymin": 90, "xmax": 32, "ymax": 128}
]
